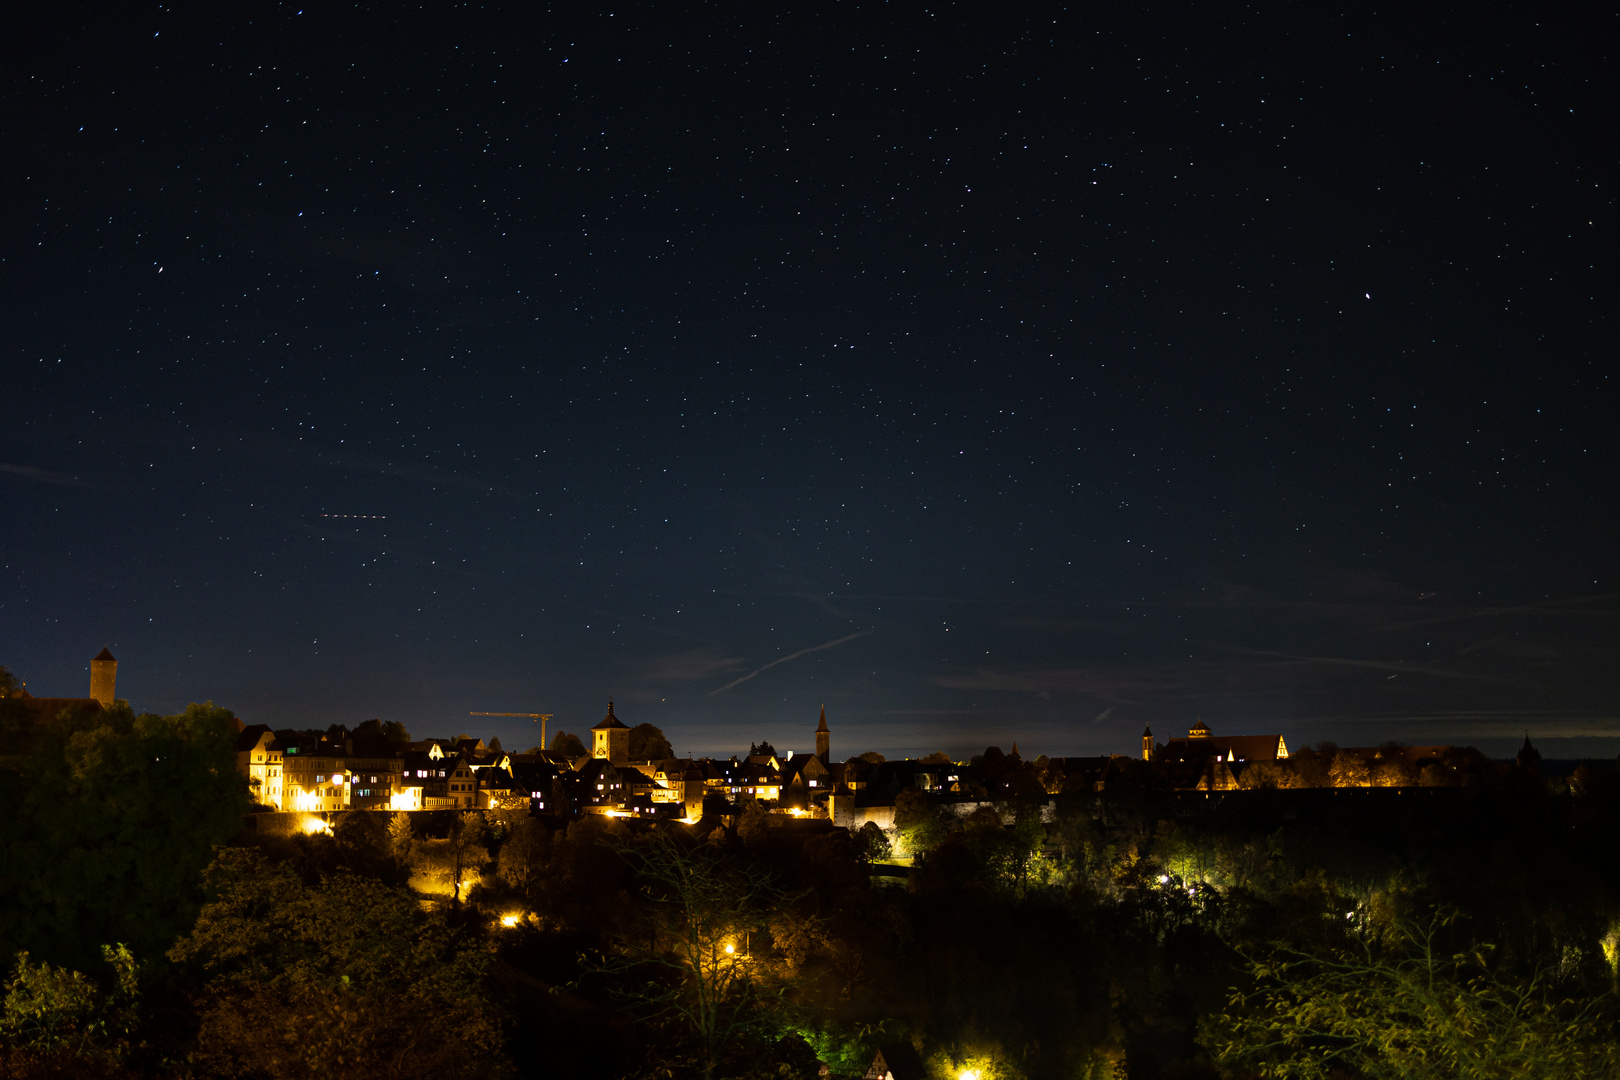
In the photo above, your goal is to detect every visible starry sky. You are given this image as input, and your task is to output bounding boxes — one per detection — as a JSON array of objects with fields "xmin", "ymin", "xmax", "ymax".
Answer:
[{"xmin": 2, "ymin": 1, "xmax": 1615, "ymax": 760}]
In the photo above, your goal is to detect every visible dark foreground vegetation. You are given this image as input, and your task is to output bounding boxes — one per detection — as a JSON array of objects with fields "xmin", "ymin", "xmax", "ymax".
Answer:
[{"xmin": 3, "ymin": 693, "xmax": 1620, "ymax": 1077}]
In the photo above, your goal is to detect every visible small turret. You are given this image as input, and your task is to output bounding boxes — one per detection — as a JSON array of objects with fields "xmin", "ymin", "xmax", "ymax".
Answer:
[
  {"xmin": 815, "ymin": 705, "xmax": 830, "ymax": 762},
  {"xmin": 1189, "ymin": 719, "xmax": 1211, "ymax": 739},
  {"xmin": 1142, "ymin": 725, "xmax": 1154, "ymax": 761},
  {"xmin": 90, "ymin": 648, "xmax": 117, "ymax": 708}
]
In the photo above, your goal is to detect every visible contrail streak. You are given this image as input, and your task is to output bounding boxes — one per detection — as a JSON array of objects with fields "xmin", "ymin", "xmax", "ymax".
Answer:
[{"xmin": 706, "ymin": 630, "xmax": 874, "ymax": 695}]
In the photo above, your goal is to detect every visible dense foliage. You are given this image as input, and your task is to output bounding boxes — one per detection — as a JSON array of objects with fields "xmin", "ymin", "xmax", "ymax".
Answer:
[
  {"xmin": 4, "ymin": 709, "xmax": 1620, "ymax": 1078},
  {"xmin": 0, "ymin": 700, "xmax": 246, "ymax": 972}
]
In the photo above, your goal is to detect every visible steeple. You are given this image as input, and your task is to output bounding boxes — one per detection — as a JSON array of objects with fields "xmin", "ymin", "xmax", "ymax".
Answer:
[
  {"xmin": 815, "ymin": 705, "xmax": 830, "ymax": 763},
  {"xmin": 1516, "ymin": 732, "xmax": 1542, "ymax": 774}
]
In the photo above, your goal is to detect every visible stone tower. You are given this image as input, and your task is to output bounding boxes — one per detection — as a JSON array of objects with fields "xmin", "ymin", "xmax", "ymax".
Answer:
[
  {"xmin": 1141, "ymin": 725, "xmax": 1153, "ymax": 761},
  {"xmin": 815, "ymin": 705, "xmax": 830, "ymax": 763},
  {"xmin": 591, "ymin": 701, "xmax": 630, "ymax": 765},
  {"xmin": 90, "ymin": 648, "xmax": 117, "ymax": 708}
]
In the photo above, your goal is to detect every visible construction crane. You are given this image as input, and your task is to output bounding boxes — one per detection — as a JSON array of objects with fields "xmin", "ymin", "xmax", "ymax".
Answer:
[{"xmin": 469, "ymin": 711, "xmax": 553, "ymax": 751}]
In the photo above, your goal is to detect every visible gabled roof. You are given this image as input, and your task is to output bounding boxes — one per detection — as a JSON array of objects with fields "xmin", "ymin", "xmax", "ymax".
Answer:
[
  {"xmin": 574, "ymin": 757, "xmax": 619, "ymax": 780},
  {"xmin": 866, "ymin": 1042, "xmax": 929, "ymax": 1080},
  {"xmin": 234, "ymin": 724, "xmax": 279, "ymax": 753},
  {"xmin": 510, "ymin": 759, "xmax": 560, "ymax": 784},
  {"xmin": 592, "ymin": 701, "xmax": 629, "ymax": 731},
  {"xmin": 478, "ymin": 768, "xmax": 520, "ymax": 790},
  {"xmin": 781, "ymin": 754, "xmax": 830, "ymax": 783},
  {"xmin": 1160, "ymin": 733, "xmax": 1286, "ymax": 763}
]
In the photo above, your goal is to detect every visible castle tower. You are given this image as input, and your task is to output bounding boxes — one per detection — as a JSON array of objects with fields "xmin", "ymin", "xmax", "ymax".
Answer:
[
  {"xmin": 90, "ymin": 648, "xmax": 117, "ymax": 708},
  {"xmin": 591, "ymin": 701, "xmax": 630, "ymax": 765},
  {"xmin": 815, "ymin": 705, "xmax": 830, "ymax": 763},
  {"xmin": 1142, "ymin": 725, "xmax": 1154, "ymax": 761}
]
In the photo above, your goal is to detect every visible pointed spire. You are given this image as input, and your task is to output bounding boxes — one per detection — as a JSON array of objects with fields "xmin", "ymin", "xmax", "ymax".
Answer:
[
  {"xmin": 1142, "ymin": 725, "xmax": 1152, "ymax": 737},
  {"xmin": 816, "ymin": 705, "xmax": 829, "ymax": 733},
  {"xmin": 1010, "ymin": 740, "xmax": 1021, "ymax": 759}
]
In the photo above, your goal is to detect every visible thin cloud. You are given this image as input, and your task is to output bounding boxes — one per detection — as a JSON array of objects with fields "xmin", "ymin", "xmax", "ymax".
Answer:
[
  {"xmin": 707, "ymin": 630, "xmax": 874, "ymax": 695},
  {"xmin": 644, "ymin": 647, "xmax": 746, "ymax": 683},
  {"xmin": 0, "ymin": 464, "xmax": 89, "ymax": 488}
]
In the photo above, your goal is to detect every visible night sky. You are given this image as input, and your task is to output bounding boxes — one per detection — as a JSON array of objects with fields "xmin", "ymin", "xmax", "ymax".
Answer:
[{"xmin": 3, "ymin": 2, "xmax": 1615, "ymax": 760}]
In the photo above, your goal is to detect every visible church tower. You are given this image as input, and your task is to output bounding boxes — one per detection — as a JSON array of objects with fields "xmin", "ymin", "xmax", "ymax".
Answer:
[
  {"xmin": 90, "ymin": 648, "xmax": 117, "ymax": 708},
  {"xmin": 815, "ymin": 705, "xmax": 830, "ymax": 763},
  {"xmin": 591, "ymin": 701, "xmax": 630, "ymax": 765},
  {"xmin": 1142, "ymin": 725, "xmax": 1154, "ymax": 761}
]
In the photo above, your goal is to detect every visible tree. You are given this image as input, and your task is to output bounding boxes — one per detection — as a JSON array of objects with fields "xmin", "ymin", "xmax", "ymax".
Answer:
[
  {"xmin": 445, "ymin": 811, "xmax": 489, "ymax": 906},
  {"xmin": 893, "ymin": 789, "xmax": 941, "ymax": 856},
  {"xmin": 495, "ymin": 813, "xmax": 550, "ymax": 901},
  {"xmin": 550, "ymin": 730, "xmax": 586, "ymax": 757},
  {"xmin": 0, "ymin": 944, "xmax": 138, "ymax": 1058},
  {"xmin": 1330, "ymin": 751, "xmax": 1371, "ymax": 789},
  {"xmin": 737, "ymin": 799, "xmax": 770, "ymax": 849},
  {"xmin": 1202, "ymin": 915, "xmax": 1620, "ymax": 1079},
  {"xmin": 387, "ymin": 812, "xmax": 415, "ymax": 863},
  {"xmin": 631, "ymin": 723, "xmax": 674, "ymax": 760},
  {"xmin": 595, "ymin": 831, "xmax": 798, "ymax": 1080},
  {"xmin": 858, "ymin": 751, "xmax": 885, "ymax": 764},
  {"xmin": 0, "ymin": 665, "xmax": 17, "ymax": 698},
  {"xmin": 854, "ymin": 821, "xmax": 891, "ymax": 864},
  {"xmin": 0, "ymin": 701, "xmax": 248, "ymax": 972},
  {"xmin": 748, "ymin": 740, "xmax": 777, "ymax": 759},
  {"xmin": 487, "ymin": 735, "xmax": 502, "ymax": 752},
  {"xmin": 168, "ymin": 848, "xmax": 505, "ymax": 1080}
]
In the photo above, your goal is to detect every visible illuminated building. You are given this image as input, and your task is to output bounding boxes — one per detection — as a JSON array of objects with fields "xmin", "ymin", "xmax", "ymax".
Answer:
[
  {"xmin": 591, "ymin": 701, "xmax": 631, "ymax": 765},
  {"xmin": 235, "ymin": 726, "xmax": 285, "ymax": 809}
]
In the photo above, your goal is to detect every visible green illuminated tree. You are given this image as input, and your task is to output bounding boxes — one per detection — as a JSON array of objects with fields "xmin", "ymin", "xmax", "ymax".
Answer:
[
  {"xmin": 1202, "ymin": 916, "xmax": 1620, "ymax": 1079},
  {"xmin": 0, "ymin": 944, "xmax": 138, "ymax": 1057},
  {"xmin": 854, "ymin": 821, "xmax": 892, "ymax": 863}
]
